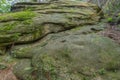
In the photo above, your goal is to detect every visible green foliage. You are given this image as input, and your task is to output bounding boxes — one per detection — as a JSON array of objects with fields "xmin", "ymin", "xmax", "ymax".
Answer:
[
  {"xmin": 0, "ymin": 0, "xmax": 11, "ymax": 12},
  {"xmin": 107, "ymin": 17, "xmax": 113, "ymax": 22},
  {"xmin": 0, "ymin": 64, "xmax": 7, "ymax": 70},
  {"xmin": 0, "ymin": 0, "xmax": 33, "ymax": 13},
  {"xmin": 97, "ymin": 68, "xmax": 106, "ymax": 75},
  {"xmin": 107, "ymin": 0, "xmax": 120, "ymax": 14},
  {"xmin": 83, "ymin": 77, "xmax": 90, "ymax": 80}
]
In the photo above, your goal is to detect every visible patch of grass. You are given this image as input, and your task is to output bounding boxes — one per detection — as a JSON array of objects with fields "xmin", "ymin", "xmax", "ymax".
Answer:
[
  {"xmin": 107, "ymin": 61, "xmax": 120, "ymax": 72},
  {"xmin": 97, "ymin": 68, "xmax": 106, "ymax": 75}
]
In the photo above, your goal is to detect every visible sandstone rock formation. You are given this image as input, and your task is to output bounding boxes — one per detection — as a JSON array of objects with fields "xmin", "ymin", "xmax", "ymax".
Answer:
[{"xmin": 0, "ymin": 0, "xmax": 120, "ymax": 80}]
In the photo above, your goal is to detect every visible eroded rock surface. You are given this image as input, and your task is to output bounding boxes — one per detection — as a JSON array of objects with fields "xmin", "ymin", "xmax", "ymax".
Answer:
[
  {"xmin": 0, "ymin": 0, "xmax": 101, "ymax": 46},
  {"xmin": 0, "ymin": 0, "xmax": 120, "ymax": 80},
  {"xmin": 12, "ymin": 23, "xmax": 120, "ymax": 80}
]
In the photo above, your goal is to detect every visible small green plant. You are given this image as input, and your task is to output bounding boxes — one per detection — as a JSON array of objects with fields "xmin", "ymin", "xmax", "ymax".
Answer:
[
  {"xmin": 107, "ymin": 17, "xmax": 113, "ymax": 22},
  {"xmin": 83, "ymin": 77, "xmax": 90, "ymax": 80},
  {"xmin": 97, "ymin": 68, "xmax": 106, "ymax": 75}
]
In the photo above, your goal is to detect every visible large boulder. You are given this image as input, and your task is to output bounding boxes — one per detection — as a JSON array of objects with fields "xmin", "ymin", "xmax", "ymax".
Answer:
[
  {"xmin": 12, "ymin": 23, "xmax": 120, "ymax": 80},
  {"xmin": 31, "ymin": 33, "xmax": 120, "ymax": 80},
  {"xmin": 0, "ymin": 0, "xmax": 120, "ymax": 80},
  {"xmin": 0, "ymin": 0, "xmax": 101, "ymax": 46},
  {"xmin": 11, "ymin": 23, "xmax": 106, "ymax": 58}
]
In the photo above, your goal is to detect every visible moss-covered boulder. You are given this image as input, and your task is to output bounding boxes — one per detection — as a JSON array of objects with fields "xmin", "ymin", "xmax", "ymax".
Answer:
[
  {"xmin": 1, "ymin": 0, "xmax": 120, "ymax": 80},
  {"xmin": 30, "ymin": 33, "xmax": 120, "ymax": 80},
  {"xmin": 0, "ymin": 0, "xmax": 101, "ymax": 46},
  {"xmin": 12, "ymin": 23, "xmax": 120, "ymax": 80},
  {"xmin": 11, "ymin": 23, "xmax": 106, "ymax": 58}
]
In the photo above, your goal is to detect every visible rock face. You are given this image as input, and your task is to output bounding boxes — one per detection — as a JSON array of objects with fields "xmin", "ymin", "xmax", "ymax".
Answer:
[
  {"xmin": 12, "ymin": 23, "xmax": 120, "ymax": 80},
  {"xmin": 0, "ymin": 0, "xmax": 101, "ymax": 46},
  {"xmin": 32, "ymin": 34, "xmax": 120, "ymax": 80},
  {"xmin": 0, "ymin": 0, "xmax": 120, "ymax": 80}
]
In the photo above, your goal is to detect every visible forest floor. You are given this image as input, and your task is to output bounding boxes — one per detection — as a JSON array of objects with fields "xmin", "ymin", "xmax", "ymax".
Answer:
[{"xmin": 99, "ymin": 24, "xmax": 120, "ymax": 44}]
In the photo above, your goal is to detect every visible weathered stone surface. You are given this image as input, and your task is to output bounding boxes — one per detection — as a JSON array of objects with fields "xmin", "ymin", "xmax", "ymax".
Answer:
[
  {"xmin": 31, "ymin": 33, "xmax": 120, "ymax": 80},
  {"xmin": 0, "ymin": 0, "xmax": 120, "ymax": 80},
  {"xmin": 0, "ymin": 0, "xmax": 101, "ymax": 46},
  {"xmin": 13, "ymin": 59, "xmax": 33, "ymax": 80},
  {"xmin": 12, "ymin": 23, "xmax": 120, "ymax": 80},
  {"xmin": 11, "ymin": 23, "xmax": 106, "ymax": 58}
]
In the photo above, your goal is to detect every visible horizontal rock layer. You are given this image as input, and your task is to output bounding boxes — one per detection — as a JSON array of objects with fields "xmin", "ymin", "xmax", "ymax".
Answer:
[
  {"xmin": 1, "ymin": 1, "xmax": 119, "ymax": 80},
  {"xmin": 0, "ymin": 0, "xmax": 101, "ymax": 46}
]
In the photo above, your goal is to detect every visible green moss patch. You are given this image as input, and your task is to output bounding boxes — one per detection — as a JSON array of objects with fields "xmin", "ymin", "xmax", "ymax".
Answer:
[
  {"xmin": 0, "ymin": 22, "xmax": 18, "ymax": 31},
  {"xmin": 0, "ymin": 11, "xmax": 35, "ymax": 22}
]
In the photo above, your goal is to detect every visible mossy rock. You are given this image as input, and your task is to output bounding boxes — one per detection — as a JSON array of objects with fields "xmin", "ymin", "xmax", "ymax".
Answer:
[
  {"xmin": 0, "ymin": 0, "xmax": 102, "ymax": 46},
  {"xmin": 11, "ymin": 23, "xmax": 120, "ymax": 80},
  {"xmin": 11, "ymin": 46, "xmax": 35, "ymax": 58},
  {"xmin": 30, "ymin": 33, "xmax": 120, "ymax": 80},
  {"xmin": 0, "ymin": 1, "xmax": 112, "ymax": 80},
  {"xmin": 10, "ymin": 23, "xmax": 106, "ymax": 58},
  {"xmin": 0, "ymin": 11, "xmax": 35, "ymax": 22},
  {"xmin": 12, "ymin": 23, "xmax": 119, "ymax": 80},
  {"xmin": 13, "ymin": 59, "xmax": 34, "ymax": 80}
]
